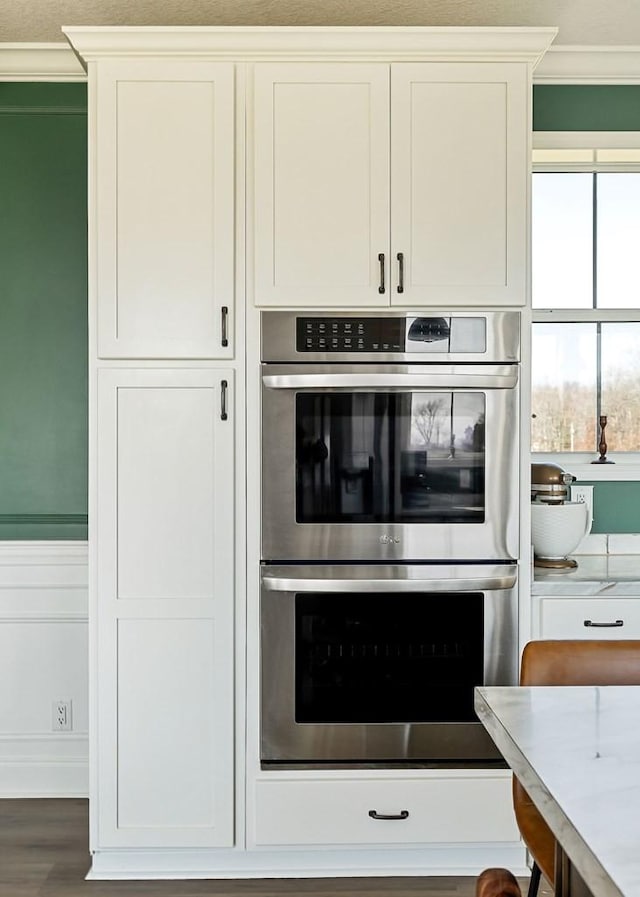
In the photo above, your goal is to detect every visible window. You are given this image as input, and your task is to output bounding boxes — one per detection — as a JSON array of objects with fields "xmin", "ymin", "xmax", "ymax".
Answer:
[{"xmin": 532, "ymin": 139, "xmax": 640, "ymax": 473}]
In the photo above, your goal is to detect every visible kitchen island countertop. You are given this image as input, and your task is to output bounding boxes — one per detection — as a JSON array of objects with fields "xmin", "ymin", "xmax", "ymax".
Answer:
[{"xmin": 475, "ymin": 684, "xmax": 640, "ymax": 897}]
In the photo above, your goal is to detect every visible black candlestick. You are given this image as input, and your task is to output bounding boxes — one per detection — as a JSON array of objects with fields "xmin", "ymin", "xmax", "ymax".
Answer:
[{"xmin": 592, "ymin": 414, "xmax": 615, "ymax": 464}]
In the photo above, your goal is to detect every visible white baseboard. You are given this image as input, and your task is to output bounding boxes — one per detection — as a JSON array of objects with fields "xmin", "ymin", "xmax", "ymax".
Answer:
[
  {"xmin": 88, "ymin": 843, "xmax": 527, "ymax": 880},
  {"xmin": 0, "ymin": 757, "xmax": 88, "ymax": 798}
]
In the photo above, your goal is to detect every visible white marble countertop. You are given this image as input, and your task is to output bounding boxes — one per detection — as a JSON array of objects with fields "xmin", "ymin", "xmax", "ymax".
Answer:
[
  {"xmin": 532, "ymin": 555, "xmax": 640, "ymax": 596},
  {"xmin": 475, "ymin": 685, "xmax": 640, "ymax": 897}
]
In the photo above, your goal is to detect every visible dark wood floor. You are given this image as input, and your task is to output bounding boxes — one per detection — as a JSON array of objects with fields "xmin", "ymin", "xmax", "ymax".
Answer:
[{"xmin": 0, "ymin": 799, "xmax": 552, "ymax": 897}]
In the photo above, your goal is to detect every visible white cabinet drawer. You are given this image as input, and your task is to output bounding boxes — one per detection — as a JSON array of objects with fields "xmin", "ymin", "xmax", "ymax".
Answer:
[
  {"xmin": 540, "ymin": 598, "xmax": 640, "ymax": 639},
  {"xmin": 253, "ymin": 773, "xmax": 518, "ymax": 847}
]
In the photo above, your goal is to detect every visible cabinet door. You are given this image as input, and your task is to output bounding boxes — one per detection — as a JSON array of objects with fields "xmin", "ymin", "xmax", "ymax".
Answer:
[
  {"xmin": 95, "ymin": 368, "xmax": 234, "ymax": 848},
  {"xmin": 96, "ymin": 60, "xmax": 235, "ymax": 358},
  {"xmin": 252, "ymin": 63, "xmax": 390, "ymax": 307},
  {"xmin": 391, "ymin": 63, "xmax": 528, "ymax": 306}
]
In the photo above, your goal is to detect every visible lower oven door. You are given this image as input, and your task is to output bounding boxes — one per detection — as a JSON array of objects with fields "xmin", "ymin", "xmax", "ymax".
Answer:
[{"xmin": 260, "ymin": 563, "xmax": 517, "ymax": 765}]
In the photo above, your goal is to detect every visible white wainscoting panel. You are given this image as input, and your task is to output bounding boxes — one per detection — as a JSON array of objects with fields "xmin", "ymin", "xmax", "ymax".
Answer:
[{"xmin": 0, "ymin": 541, "xmax": 88, "ymax": 796}]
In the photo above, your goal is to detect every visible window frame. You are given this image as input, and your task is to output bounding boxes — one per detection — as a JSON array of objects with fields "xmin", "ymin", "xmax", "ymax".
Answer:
[{"xmin": 532, "ymin": 131, "xmax": 640, "ymax": 480}]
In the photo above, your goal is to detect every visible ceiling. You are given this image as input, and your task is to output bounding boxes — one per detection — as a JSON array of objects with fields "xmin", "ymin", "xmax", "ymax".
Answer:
[{"xmin": 2, "ymin": 0, "xmax": 640, "ymax": 46}]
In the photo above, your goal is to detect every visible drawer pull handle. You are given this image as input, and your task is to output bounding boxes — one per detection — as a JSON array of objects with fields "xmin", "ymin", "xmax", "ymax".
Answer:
[
  {"xmin": 584, "ymin": 619, "xmax": 624, "ymax": 628},
  {"xmin": 368, "ymin": 809, "xmax": 409, "ymax": 821}
]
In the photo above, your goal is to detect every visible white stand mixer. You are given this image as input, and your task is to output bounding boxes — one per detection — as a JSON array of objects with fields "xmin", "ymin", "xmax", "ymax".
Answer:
[{"xmin": 531, "ymin": 463, "xmax": 593, "ymax": 569}]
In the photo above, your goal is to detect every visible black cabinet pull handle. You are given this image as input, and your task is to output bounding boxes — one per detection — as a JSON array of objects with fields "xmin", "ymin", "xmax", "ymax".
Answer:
[
  {"xmin": 378, "ymin": 253, "xmax": 386, "ymax": 294},
  {"xmin": 221, "ymin": 306, "xmax": 229, "ymax": 348},
  {"xmin": 220, "ymin": 380, "xmax": 228, "ymax": 421},
  {"xmin": 584, "ymin": 619, "xmax": 624, "ymax": 627},
  {"xmin": 397, "ymin": 252, "xmax": 404, "ymax": 293},
  {"xmin": 368, "ymin": 809, "xmax": 409, "ymax": 821}
]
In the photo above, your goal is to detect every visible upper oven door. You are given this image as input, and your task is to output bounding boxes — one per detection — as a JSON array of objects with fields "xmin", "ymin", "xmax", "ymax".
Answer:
[{"xmin": 261, "ymin": 364, "xmax": 519, "ymax": 562}]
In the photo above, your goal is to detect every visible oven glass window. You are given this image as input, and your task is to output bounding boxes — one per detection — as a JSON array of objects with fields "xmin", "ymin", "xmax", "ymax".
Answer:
[
  {"xmin": 295, "ymin": 592, "xmax": 483, "ymax": 724},
  {"xmin": 296, "ymin": 392, "xmax": 485, "ymax": 523}
]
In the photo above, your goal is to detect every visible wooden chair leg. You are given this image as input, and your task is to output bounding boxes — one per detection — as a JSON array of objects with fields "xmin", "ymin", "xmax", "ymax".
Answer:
[{"xmin": 527, "ymin": 862, "xmax": 541, "ymax": 897}]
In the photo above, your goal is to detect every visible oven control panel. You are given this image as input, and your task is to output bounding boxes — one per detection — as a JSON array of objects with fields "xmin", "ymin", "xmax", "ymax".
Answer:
[
  {"xmin": 262, "ymin": 312, "xmax": 517, "ymax": 362},
  {"xmin": 296, "ymin": 317, "xmax": 405, "ymax": 353}
]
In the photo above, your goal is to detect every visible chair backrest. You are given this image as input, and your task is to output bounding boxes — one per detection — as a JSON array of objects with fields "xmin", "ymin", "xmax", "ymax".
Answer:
[{"xmin": 520, "ymin": 639, "xmax": 640, "ymax": 687}]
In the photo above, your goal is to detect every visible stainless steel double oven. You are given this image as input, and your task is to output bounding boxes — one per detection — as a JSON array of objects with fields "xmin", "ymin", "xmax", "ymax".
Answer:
[{"xmin": 260, "ymin": 311, "xmax": 520, "ymax": 765}]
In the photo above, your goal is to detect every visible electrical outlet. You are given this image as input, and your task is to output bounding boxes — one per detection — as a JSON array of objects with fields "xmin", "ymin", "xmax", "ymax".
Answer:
[
  {"xmin": 571, "ymin": 484, "xmax": 594, "ymax": 522},
  {"xmin": 52, "ymin": 699, "xmax": 72, "ymax": 732}
]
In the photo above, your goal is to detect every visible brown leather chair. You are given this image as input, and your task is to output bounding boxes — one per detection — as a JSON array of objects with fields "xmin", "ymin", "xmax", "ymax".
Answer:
[
  {"xmin": 513, "ymin": 639, "xmax": 640, "ymax": 897},
  {"xmin": 476, "ymin": 867, "xmax": 522, "ymax": 897}
]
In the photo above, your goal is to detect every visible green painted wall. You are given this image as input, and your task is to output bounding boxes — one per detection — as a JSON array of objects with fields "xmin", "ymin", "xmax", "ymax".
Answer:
[
  {"xmin": 534, "ymin": 85, "xmax": 640, "ymax": 131},
  {"xmin": 0, "ymin": 83, "xmax": 87, "ymax": 540}
]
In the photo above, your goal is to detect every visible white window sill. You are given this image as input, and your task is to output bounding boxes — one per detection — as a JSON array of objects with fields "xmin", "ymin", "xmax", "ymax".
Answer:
[{"xmin": 532, "ymin": 453, "xmax": 640, "ymax": 481}]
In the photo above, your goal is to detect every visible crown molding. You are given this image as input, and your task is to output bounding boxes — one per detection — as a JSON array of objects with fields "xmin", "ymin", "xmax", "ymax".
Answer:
[
  {"xmin": 0, "ymin": 42, "xmax": 86, "ymax": 80},
  {"xmin": 19, "ymin": 34, "xmax": 640, "ymax": 85},
  {"xmin": 62, "ymin": 25, "xmax": 557, "ymax": 65},
  {"xmin": 535, "ymin": 45, "xmax": 640, "ymax": 83},
  {"xmin": 8, "ymin": 36, "xmax": 640, "ymax": 85},
  {"xmin": 2, "ymin": 29, "xmax": 558, "ymax": 75}
]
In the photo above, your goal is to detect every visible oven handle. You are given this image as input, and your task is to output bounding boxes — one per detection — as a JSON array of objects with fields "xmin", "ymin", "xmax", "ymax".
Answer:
[
  {"xmin": 262, "ymin": 371, "xmax": 518, "ymax": 390},
  {"xmin": 261, "ymin": 566, "xmax": 517, "ymax": 593}
]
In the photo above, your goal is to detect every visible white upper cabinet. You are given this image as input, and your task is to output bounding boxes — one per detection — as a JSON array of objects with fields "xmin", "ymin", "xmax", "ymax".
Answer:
[
  {"xmin": 252, "ymin": 63, "xmax": 390, "ymax": 307},
  {"xmin": 95, "ymin": 60, "xmax": 235, "ymax": 358},
  {"xmin": 391, "ymin": 63, "xmax": 528, "ymax": 306},
  {"xmin": 252, "ymin": 60, "xmax": 529, "ymax": 308}
]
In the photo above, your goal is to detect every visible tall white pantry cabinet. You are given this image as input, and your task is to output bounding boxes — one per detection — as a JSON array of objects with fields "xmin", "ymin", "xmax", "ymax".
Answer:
[
  {"xmin": 64, "ymin": 26, "xmax": 556, "ymax": 877},
  {"xmin": 87, "ymin": 53, "xmax": 237, "ymax": 851}
]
